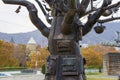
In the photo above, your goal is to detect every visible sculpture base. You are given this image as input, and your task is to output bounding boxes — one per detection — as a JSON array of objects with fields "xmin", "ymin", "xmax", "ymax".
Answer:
[{"xmin": 45, "ymin": 55, "xmax": 86, "ymax": 80}]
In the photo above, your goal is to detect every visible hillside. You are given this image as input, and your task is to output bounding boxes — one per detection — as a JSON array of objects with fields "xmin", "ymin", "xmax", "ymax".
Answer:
[
  {"xmin": 0, "ymin": 30, "xmax": 47, "ymax": 47},
  {"xmin": 0, "ymin": 22, "xmax": 120, "ymax": 46},
  {"xmin": 82, "ymin": 22, "xmax": 120, "ymax": 45}
]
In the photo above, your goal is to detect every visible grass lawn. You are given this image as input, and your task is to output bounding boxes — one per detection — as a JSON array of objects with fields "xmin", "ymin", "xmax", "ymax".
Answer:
[
  {"xmin": 87, "ymin": 78, "xmax": 117, "ymax": 80},
  {"xmin": 86, "ymin": 73, "xmax": 118, "ymax": 80},
  {"xmin": 0, "ymin": 67, "xmax": 26, "ymax": 71}
]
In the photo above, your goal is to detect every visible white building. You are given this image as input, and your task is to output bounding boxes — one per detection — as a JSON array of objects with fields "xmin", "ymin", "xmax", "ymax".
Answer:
[{"xmin": 26, "ymin": 37, "xmax": 37, "ymax": 52}]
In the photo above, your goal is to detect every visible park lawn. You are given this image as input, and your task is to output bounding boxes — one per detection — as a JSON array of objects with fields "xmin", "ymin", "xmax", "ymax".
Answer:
[
  {"xmin": 0, "ymin": 67, "xmax": 26, "ymax": 71},
  {"xmin": 86, "ymin": 73, "xmax": 117, "ymax": 80},
  {"xmin": 87, "ymin": 77, "xmax": 117, "ymax": 80}
]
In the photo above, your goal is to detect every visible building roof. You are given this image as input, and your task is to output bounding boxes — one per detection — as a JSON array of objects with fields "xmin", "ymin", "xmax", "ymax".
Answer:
[
  {"xmin": 27, "ymin": 37, "xmax": 37, "ymax": 44},
  {"xmin": 10, "ymin": 37, "xmax": 15, "ymax": 43}
]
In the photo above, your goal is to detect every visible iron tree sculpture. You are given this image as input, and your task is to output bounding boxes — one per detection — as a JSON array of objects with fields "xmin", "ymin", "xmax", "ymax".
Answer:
[{"xmin": 2, "ymin": 0, "xmax": 120, "ymax": 80}]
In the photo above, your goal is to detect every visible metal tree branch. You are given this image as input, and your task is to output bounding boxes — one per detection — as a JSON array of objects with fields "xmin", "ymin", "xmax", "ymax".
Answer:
[
  {"xmin": 2, "ymin": 0, "xmax": 50, "ymax": 38},
  {"xmin": 80, "ymin": 1, "xmax": 120, "ymax": 18},
  {"xmin": 61, "ymin": 0, "xmax": 78, "ymax": 34},
  {"xmin": 98, "ymin": 17, "xmax": 120, "ymax": 23},
  {"xmin": 78, "ymin": 0, "xmax": 90, "ymax": 17},
  {"xmin": 82, "ymin": 0, "xmax": 111, "ymax": 36},
  {"xmin": 80, "ymin": 0, "xmax": 90, "ymax": 9},
  {"xmin": 35, "ymin": 0, "xmax": 52, "ymax": 24},
  {"xmin": 104, "ymin": 1, "xmax": 120, "ymax": 10},
  {"xmin": 35, "ymin": 0, "xmax": 47, "ymax": 16}
]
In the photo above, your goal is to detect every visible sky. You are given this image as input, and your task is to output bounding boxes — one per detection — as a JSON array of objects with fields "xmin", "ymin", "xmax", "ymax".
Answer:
[
  {"xmin": 0, "ymin": 0, "xmax": 50, "ymax": 33},
  {"xmin": 0, "ymin": 0, "xmax": 120, "ymax": 34}
]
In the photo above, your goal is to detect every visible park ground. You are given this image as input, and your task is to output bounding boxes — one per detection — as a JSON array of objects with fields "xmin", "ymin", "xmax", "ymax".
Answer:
[
  {"xmin": 86, "ymin": 73, "xmax": 119, "ymax": 80},
  {"xmin": 0, "ymin": 71, "xmax": 119, "ymax": 80}
]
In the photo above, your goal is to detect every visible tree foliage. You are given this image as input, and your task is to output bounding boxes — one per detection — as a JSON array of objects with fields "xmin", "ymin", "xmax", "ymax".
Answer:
[
  {"xmin": 0, "ymin": 40, "xmax": 50, "ymax": 68},
  {"xmin": 81, "ymin": 45, "xmax": 118, "ymax": 68},
  {"xmin": 26, "ymin": 47, "xmax": 50, "ymax": 68},
  {"xmin": 0, "ymin": 40, "xmax": 18, "ymax": 67},
  {"xmin": 13, "ymin": 44, "xmax": 26, "ymax": 67}
]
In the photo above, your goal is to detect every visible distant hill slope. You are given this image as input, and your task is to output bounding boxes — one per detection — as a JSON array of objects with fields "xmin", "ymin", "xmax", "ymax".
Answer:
[
  {"xmin": 82, "ymin": 22, "xmax": 120, "ymax": 45},
  {"xmin": 0, "ymin": 22, "xmax": 120, "ymax": 46},
  {"xmin": 0, "ymin": 30, "xmax": 47, "ymax": 47}
]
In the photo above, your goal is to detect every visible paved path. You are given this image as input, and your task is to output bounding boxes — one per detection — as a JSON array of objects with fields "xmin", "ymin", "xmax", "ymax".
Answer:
[
  {"xmin": 1, "ymin": 74, "xmax": 120, "ymax": 80},
  {"xmin": 0, "ymin": 74, "xmax": 45, "ymax": 80}
]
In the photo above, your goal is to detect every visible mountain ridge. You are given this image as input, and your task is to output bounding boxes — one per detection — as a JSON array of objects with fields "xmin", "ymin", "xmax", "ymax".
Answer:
[{"xmin": 0, "ymin": 22, "xmax": 120, "ymax": 46}]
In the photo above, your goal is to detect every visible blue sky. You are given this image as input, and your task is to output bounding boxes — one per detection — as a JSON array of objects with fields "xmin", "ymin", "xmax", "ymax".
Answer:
[{"xmin": 0, "ymin": 0, "xmax": 120, "ymax": 33}]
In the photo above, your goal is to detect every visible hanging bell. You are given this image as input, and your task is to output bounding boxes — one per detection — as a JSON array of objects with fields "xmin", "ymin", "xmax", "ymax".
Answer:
[{"xmin": 94, "ymin": 24, "xmax": 105, "ymax": 34}]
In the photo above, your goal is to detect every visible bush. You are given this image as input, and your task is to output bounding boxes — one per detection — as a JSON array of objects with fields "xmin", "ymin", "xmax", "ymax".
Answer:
[{"xmin": 41, "ymin": 64, "xmax": 46, "ymax": 74}]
